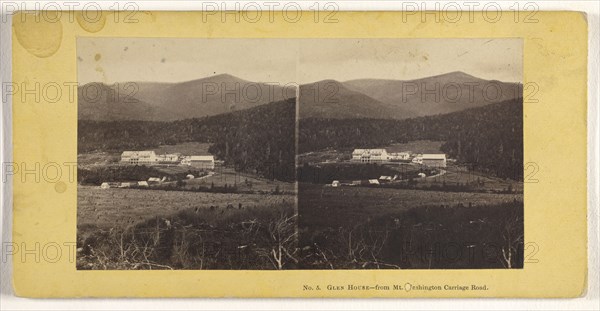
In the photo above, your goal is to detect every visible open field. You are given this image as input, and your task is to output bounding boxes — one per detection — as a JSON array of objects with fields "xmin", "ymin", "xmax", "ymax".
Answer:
[
  {"xmin": 153, "ymin": 165, "xmax": 203, "ymax": 176},
  {"xmin": 77, "ymin": 151, "xmax": 121, "ymax": 167},
  {"xmin": 299, "ymin": 183, "xmax": 522, "ymax": 227},
  {"xmin": 417, "ymin": 165, "xmax": 524, "ymax": 193},
  {"xmin": 297, "ymin": 148, "xmax": 350, "ymax": 165},
  {"xmin": 183, "ymin": 167, "xmax": 296, "ymax": 193},
  {"xmin": 78, "ymin": 185, "xmax": 297, "ymax": 270},
  {"xmin": 298, "ymin": 183, "xmax": 523, "ymax": 269},
  {"xmin": 78, "ymin": 186, "xmax": 295, "ymax": 232},
  {"xmin": 297, "ymin": 160, "xmax": 522, "ymax": 194}
]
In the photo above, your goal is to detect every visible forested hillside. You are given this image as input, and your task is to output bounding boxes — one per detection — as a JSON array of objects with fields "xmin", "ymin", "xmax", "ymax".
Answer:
[
  {"xmin": 79, "ymin": 98, "xmax": 296, "ymax": 181},
  {"xmin": 299, "ymin": 98, "xmax": 523, "ymax": 180},
  {"xmin": 79, "ymin": 97, "xmax": 522, "ymax": 181}
]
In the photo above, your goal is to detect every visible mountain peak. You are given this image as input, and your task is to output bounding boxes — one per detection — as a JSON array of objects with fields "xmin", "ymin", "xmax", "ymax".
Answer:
[
  {"xmin": 443, "ymin": 70, "xmax": 471, "ymax": 76},
  {"xmin": 176, "ymin": 73, "xmax": 250, "ymax": 86},
  {"xmin": 433, "ymin": 71, "xmax": 479, "ymax": 80},
  {"xmin": 342, "ymin": 72, "xmax": 522, "ymax": 118},
  {"xmin": 210, "ymin": 73, "xmax": 238, "ymax": 80},
  {"xmin": 299, "ymin": 79, "xmax": 416, "ymax": 120},
  {"xmin": 311, "ymin": 79, "xmax": 342, "ymax": 85},
  {"xmin": 79, "ymin": 74, "xmax": 292, "ymax": 122}
]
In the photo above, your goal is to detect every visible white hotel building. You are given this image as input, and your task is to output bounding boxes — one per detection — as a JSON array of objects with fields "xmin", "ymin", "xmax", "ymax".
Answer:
[
  {"xmin": 351, "ymin": 149, "xmax": 389, "ymax": 163},
  {"xmin": 352, "ymin": 148, "xmax": 446, "ymax": 167}
]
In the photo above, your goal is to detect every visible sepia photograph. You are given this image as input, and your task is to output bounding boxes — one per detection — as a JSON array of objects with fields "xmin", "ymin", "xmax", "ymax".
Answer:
[
  {"xmin": 76, "ymin": 37, "xmax": 524, "ymax": 270},
  {"xmin": 76, "ymin": 38, "xmax": 299, "ymax": 270},
  {"xmin": 296, "ymin": 39, "xmax": 524, "ymax": 269},
  {"xmin": 6, "ymin": 6, "xmax": 593, "ymax": 303}
]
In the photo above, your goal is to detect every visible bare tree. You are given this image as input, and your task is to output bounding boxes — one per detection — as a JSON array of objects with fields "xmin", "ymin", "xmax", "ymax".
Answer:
[{"xmin": 500, "ymin": 208, "xmax": 524, "ymax": 269}]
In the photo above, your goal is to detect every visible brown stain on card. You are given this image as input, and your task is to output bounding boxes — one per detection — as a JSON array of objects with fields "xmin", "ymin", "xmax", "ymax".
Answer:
[
  {"xmin": 13, "ymin": 12, "xmax": 62, "ymax": 58},
  {"xmin": 54, "ymin": 181, "xmax": 67, "ymax": 193},
  {"xmin": 94, "ymin": 52, "xmax": 107, "ymax": 81},
  {"xmin": 76, "ymin": 11, "xmax": 106, "ymax": 33}
]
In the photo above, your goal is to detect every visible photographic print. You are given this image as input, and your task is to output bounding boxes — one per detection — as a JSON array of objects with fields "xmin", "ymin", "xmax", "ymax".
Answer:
[
  {"xmin": 296, "ymin": 39, "xmax": 524, "ymax": 269},
  {"xmin": 76, "ymin": 37, "xmax": 524, "ymax": 271},
  {"xmin": 76, "ymin": 38, "xmax": 298, "ymax": 270},
  {"xmin": 10, "ymin": 10, "xmax": 589, "ymax": 298}
]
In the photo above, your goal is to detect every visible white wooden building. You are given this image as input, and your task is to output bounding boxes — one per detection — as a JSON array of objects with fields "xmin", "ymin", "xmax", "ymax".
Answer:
[
  {"xmin": 121, "ymin": 151, "xmax": 158, "ymax": 165},
  {"xmin": 351, "ymin": 149, "xmax": 389, "ymax": 163},
  {"xmin": 387, "ymin": 152, "xmax": 411, "ymax": 161},
  {"xmin": 156, "ymin": 153, "xmax": 181, "ymax": 164}
]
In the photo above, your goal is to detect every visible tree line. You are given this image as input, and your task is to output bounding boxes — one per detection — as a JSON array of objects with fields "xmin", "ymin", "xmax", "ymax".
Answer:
[
  {"xmin": 299, "ymin": 98, "xmax": 523, "ymax": 180},
  {"xmin": 79, "ymin": 97, "xmax": 522, "ymax": 182},
  {"xmin": 79, "ymin": 98, "xmax": 296, "ymax": 182}
]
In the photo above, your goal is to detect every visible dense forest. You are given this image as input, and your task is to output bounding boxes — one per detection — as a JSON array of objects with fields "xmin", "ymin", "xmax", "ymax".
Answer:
[
  {"xmin": 79, "ymin": 97, "xmax": 522, "ymax": 182},
  {"xmin": 299, "ymin": 98, "xmax": 523, "ymax": 180},
  {"xmin": 79, "ymin": 99, "xmax": 296, "ymax": 181}
]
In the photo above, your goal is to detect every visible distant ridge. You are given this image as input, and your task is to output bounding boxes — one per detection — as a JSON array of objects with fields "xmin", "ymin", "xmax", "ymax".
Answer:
[
  {"xmin": 343, "ymin": 71, "xmax": 522, "ymax": 118},
  {"xmin": 79, "ymin": 72, "xmax": 522, "ymax": 121},
  {"xmin": 299, "ymin": 79, "xmax": 416, "ymax": 119},
  {"xmin": 78, "ymin": 74, "xmax": 296, "ymax": 121}
]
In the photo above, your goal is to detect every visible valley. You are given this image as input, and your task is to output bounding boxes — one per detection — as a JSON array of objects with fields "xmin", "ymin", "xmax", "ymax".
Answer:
[{"xmin": 77, "ymin": 71, "xmax": 523, "ymax": 270}]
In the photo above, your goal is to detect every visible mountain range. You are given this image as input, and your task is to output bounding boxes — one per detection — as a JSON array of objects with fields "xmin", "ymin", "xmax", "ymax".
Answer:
[
  {"xmin": 343, "ymin": 71, "xmax": 522, "ymax": 117},
  {"xmin": 78, "ymin": 72, "xmax": 522, "ymax": 121},
  {"xmin": 78, "ymin": 74, "xmax": 295, "ymax": 121},
  {"xmin": 298, "ymin": 79, "xmax": 416, "ymax": 119}
]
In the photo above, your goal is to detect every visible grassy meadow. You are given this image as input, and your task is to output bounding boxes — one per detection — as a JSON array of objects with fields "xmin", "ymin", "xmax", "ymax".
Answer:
[
  {"xmin": 77, "ymin": 186, "xmax": 297, "ymax": 270},
  {"xmin": 298, "ymin": 183, "xmax": 524, "ymax": 269}
]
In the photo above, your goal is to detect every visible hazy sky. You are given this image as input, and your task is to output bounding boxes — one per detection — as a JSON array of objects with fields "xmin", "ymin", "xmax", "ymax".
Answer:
[{"xmin": 78, "ymin": 38, "xmax": 522, "ymax": 84}]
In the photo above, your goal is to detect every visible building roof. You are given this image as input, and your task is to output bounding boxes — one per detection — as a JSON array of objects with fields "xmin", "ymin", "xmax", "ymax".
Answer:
[
  {"xmin": 422, "ymin": 154, "xmax": 446, "ymax": 160},
  {"xmin": 352, "ymin": 149, "xmax": 387, "ymax": 155},
  {"xmin": 122, "ymin": 150, "xmax": 156, "ymax": 157},
  {"xmin": 189, "ymin": 155, "xmax": 214, "ymax": 161}
]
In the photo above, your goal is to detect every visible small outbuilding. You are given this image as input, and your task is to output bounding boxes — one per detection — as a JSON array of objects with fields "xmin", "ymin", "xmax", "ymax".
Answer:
[
  {"xmin": 181, "ymin": 155, "xmax": 215, "ymax": 170},
  {"xmin": 119, "ymin": 182, "xmax": 133, "ymax": 188},
  {"xmin": 422, "ymin": 154, "xmax": 447, "ymax": 168}
]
